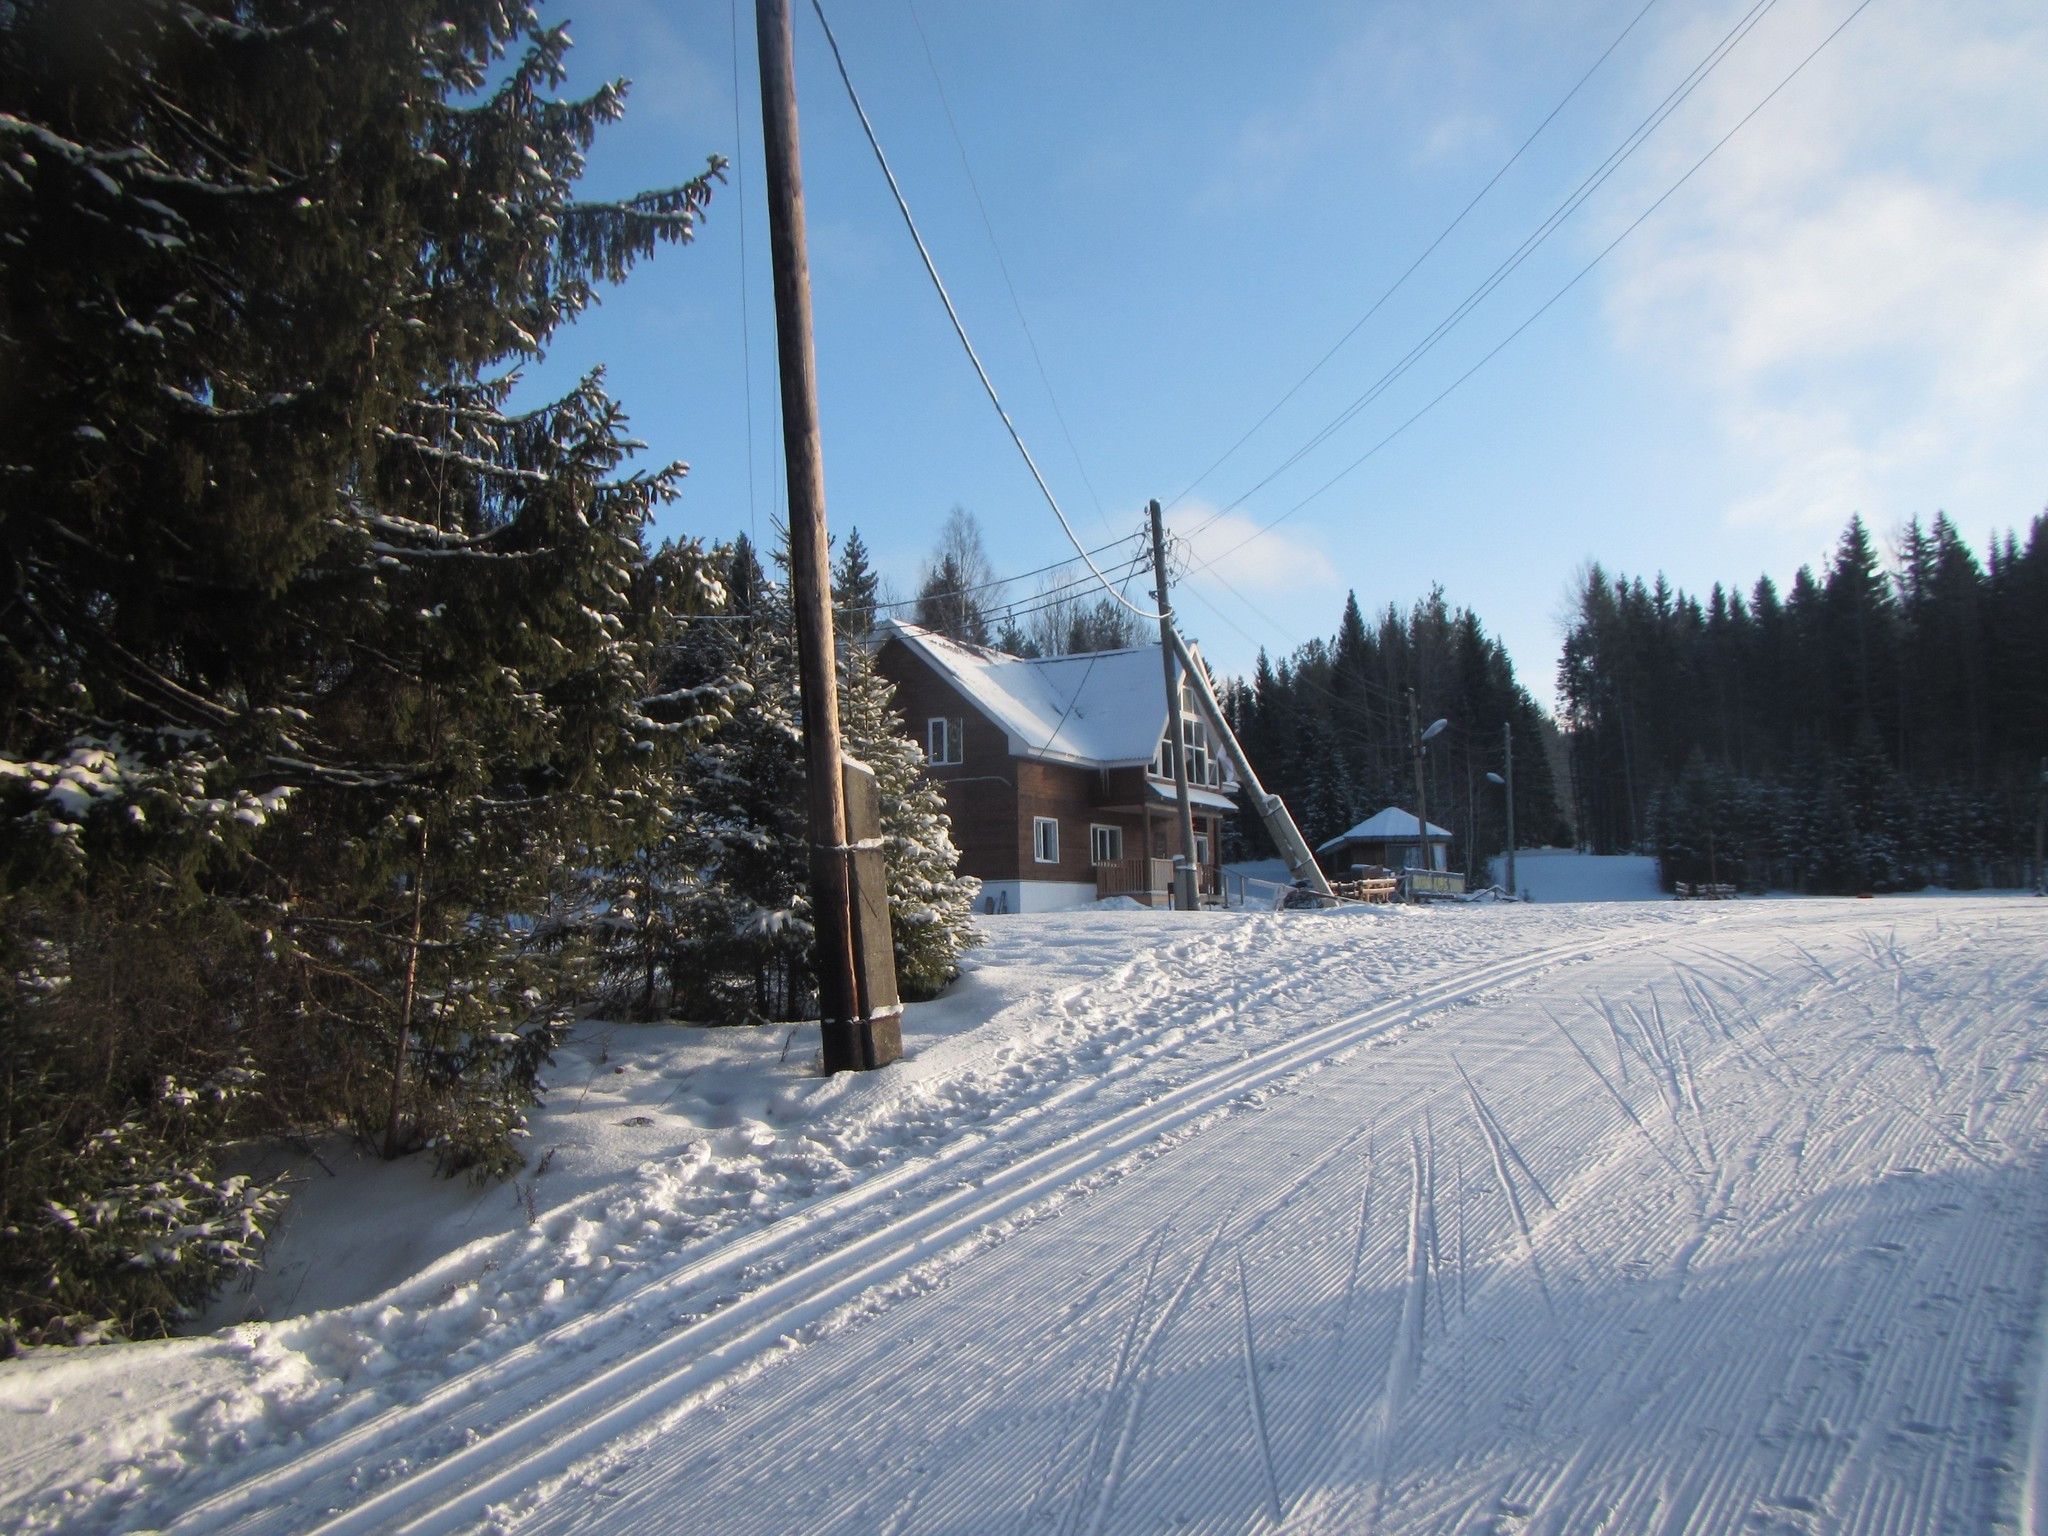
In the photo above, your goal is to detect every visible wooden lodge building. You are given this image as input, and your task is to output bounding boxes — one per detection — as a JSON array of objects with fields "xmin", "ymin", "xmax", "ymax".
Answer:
[{"xmin": 874, "ymin": 618, "xmax": 1240, "ymax": 912}]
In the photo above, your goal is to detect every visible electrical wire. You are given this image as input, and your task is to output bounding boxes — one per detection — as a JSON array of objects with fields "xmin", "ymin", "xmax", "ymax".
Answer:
[
  {"xmin": 1183, "ymin": 0, "xmax": 1877, "ymax": 582},
  {"xmin": 1164, "ymin": 0, "xmax": 1669, "ymax": 515},
  {"xmin": 1191, "ymin": 0, "xmax": 1785, "ymax": 542},
  {"xmin": 806, "ymin": 0, "xmax": 1163, "ymax": 620},
  {"xmin": 669, "ymin": 548, "xmax": 1152, "ymax": 630},
  {"xmin": 855, "ymin": 529, "xmax": 1145, "ymax": 618}
]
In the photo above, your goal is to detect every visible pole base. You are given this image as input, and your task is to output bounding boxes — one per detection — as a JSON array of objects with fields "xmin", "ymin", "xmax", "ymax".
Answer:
[{"xmin": 821, "ymin": 1010, "xmax": 903, "ymax": 1074}]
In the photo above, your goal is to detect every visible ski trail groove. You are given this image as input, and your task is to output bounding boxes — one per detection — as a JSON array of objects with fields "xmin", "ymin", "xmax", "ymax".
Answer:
[
  {"xmin": 1235, "ymin": 1253, "xmax": 1285, "ymax": 1526},
  {"xmin": 1078, "ymin": 1212, "xmax": 1232, "ymax": 1536}
]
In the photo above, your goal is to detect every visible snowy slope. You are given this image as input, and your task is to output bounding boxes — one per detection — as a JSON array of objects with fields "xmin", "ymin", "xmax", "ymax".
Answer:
[
  {"xmin": 1493, "ymin": 846, "xmax": 1666, "ymax": 901},
  {"xmin": 3, "ymin": 898, "xmax": 2047, "ymax": 1535}
]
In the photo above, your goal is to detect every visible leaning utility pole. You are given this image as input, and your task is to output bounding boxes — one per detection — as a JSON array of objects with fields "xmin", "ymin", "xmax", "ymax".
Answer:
[
  {"xmin": 1149, "ymin": 499, "xmax": 1200, "ymax": 911},
  {"xmin": 1162, "ymin": 624, "xmax": 1333, "ymax": 902},
  {"xmin": 756, "ymin": 0, "xmax": 889, "ymax": 1071}
]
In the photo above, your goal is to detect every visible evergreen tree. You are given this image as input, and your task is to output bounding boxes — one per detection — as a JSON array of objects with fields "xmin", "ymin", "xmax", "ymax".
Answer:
[
  {"xmin": 603, "ymin": 534, "xmax": 979, "ymax": 1021},
  {"xmin": 832, "ymin": 527, "xmax": 882, "ymax": 643},
  {"xmin": 0, "ymin": 0, "xmax": 723, "ymax": 1342},
  {"xmin": 838, "ymin": 644, "xmax": 982, "ymax": 999},
  {"xmin": 1556, "ymin": 511, "xmax": 2045, "ymax": 892}
]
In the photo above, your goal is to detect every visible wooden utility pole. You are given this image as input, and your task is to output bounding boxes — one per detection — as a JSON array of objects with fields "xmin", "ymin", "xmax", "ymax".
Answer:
[
  {"xmin": 1149, "ymin": 500, "xmax": 1200, "ymax": 911},
  {"xmin": 1503, "ymin": 720, "xmax": 1516, "ymax": 899},
  {"xmin": 756, "ymin": 0, "xmax": 885, "ymax": 1071}
]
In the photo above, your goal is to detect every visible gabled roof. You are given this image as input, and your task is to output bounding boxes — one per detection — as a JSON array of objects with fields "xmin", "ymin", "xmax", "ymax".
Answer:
[
  {"xmin": 877, "ymin": 617, "xmax": 1234, "ymax": 778},
  {"xmin": 1316, "ymin": 806, "xmax": 1452, "ymax": 854}
]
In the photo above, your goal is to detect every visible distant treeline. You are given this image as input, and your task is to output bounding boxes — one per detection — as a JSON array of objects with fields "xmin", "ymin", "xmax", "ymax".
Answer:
[
  {"xmin": 1219, "ymin": 591, "xmax": 1570, "ymax": 879},
  {"xmin": 1559, "ymin": 513, "xmax": 2048, "ymax": 891}
]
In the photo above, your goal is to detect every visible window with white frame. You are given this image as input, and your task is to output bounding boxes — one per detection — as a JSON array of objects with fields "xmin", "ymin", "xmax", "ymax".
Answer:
[
  {"xmin": 926, "ymin": 716, "xmax": 964, "ymax": 766},
  {"xmin": 1090, "ymin": 824, "xmax": 1123, "ymax": 865},
  {"xmin": 1182, "ymin": 717, "xmax": 1213, "ymax": 787},
  {"xmin": 1153, "ymin": 681, "xmax": 1231, "ymax": 789},
  {"xmin": 1033, "ymin": 816, "xmax": 1060, "ymax": 864},
  {"xmin": 1194, "ymin": 831, "xmax": 1211, "ymax": 866}
]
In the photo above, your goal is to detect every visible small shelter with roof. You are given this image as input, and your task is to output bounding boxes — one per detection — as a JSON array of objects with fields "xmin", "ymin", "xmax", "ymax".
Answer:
[
  {"xmin": 1316, "ymin": 806, "xmax": 1453, "ymax": 876},
  {"xmin": 874, "ymin": 618, "xmax": 1240, "ymax": 912}
]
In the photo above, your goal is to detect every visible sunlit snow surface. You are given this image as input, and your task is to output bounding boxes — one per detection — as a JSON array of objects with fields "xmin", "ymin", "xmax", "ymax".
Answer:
[{"xmin": 4, "ymin": 896, "xmax": 2047, "ymax": 1535}]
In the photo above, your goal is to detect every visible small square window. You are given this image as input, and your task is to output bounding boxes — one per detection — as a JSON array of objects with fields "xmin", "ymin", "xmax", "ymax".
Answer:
[
  {"xmin": 1033, "ymin": 816, "xmax": 1059, "ymax": 864},
  {"xmin": 1090, "ymin": 824, "xmax": 1123, "ymax": 864},
  {"xmin": 927, "ymin": 716, "xmax": 964, "ymax": 766}
]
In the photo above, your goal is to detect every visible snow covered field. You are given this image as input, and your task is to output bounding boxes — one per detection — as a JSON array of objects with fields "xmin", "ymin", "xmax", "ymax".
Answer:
[{"xmin": 4, "ymin": 895, "xmax": 2047, "ymax": 1535}]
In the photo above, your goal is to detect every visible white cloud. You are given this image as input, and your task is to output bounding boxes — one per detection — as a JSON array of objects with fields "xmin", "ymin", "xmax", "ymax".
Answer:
[
  {"xmin": 1602, "ymin": 0, "xmax": 2048, "ymax": 535},
  {"xmin": 1165, "ymin": 503, "xmax": 1340, "ymax": 599}
]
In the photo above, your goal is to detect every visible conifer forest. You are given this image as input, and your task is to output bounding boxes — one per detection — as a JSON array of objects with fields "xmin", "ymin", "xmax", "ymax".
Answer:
[{"xmin": 1560, "ymin": 513, "xmax": 2048, "ymax": 892}]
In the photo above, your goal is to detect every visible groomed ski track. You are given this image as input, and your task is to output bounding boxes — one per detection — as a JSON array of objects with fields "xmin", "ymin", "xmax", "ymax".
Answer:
[{"xmin": 11, "ymin": 898, "xmax": 2048, "ymax": 1535}]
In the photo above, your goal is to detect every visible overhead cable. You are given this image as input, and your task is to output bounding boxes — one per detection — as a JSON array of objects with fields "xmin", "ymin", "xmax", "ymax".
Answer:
[
  {"xmin": 1195, "ymin": 0, "xmax": 1786, "ymax": 539},
  {"xmin": 1184, "ymin": 0, "xmax": 1879, "ymax": 582},
  {"xmin": 807, "ymin": 0, "xmax": 1163, "ymax": 620},
  {"xmin": 1165, "ymin": 0, "xmax": 1669, "ymax": 514},
  {"xmin": 859, "ymin": 529, "xmax": 1145, "ymax": 617}
]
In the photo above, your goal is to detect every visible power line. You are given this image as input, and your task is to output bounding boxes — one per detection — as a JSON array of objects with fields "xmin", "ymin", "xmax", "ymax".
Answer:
[
  {"xmin": 1193, "ymin": 0, "xmax": 1785, "ymax": 540},
  {"xmin": 806, "ymin": 0, "xmax": 1162, "ymax": 621},
  {"xmin": 860, "ymin": 529, "xmax": 1145, "ymax": 616},
  {"xmin": 1164, "ymin": 0, "xmax": 1669, "ymax": 514},
  {"xmin": 1185, "ymin": 0, "xmax": 1876, "ymax": 582}
]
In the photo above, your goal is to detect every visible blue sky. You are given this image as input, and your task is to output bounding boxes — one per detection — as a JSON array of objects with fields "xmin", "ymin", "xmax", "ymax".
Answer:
[{"xmin": 519, "ymin": 0, "xmax": 2048, "ymax": 701}]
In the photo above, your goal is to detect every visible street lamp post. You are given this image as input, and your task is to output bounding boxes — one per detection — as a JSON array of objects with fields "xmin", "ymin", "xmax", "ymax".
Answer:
[
  {"xmin": 1485, "ymin": 721, "xmax": 1516, "ymax": 898},
  {"xmin": 1407, "ymin": 691, "xmax": 1447, "ymax": 890}
]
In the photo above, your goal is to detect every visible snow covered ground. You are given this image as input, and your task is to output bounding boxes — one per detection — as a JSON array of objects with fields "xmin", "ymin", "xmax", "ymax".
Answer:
[{"xmin": 4, "ymin": 895, "xmax": 2047, "ymax": 1535}]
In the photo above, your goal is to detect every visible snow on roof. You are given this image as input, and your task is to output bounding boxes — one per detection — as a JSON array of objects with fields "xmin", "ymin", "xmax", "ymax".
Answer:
[
  {"xmin": 878, "ymin": 618, "xmax": 1191, "ymax": 770},
  {"xmin": 1316, "ymin": 806, "xmax": 1452, "ymax": 853}
]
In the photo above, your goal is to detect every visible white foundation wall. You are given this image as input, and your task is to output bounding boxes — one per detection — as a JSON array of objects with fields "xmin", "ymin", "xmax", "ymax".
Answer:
[{"xmin": 972, "ymin": 879, "xmax": 1099, "ymax": 915}]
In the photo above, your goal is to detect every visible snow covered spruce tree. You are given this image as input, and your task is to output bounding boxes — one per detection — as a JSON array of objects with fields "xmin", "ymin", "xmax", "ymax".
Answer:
[
  {"xmin": 0, "ymin": 1, "xmax": 723, "ymax": 1343},
  {"xmin": 833, "ymin": 531, "xmax": 980, "ymax": 998},
  {"xmin": 596, "ymin": 532, "xmax": 978, "ymax": 1023},
  {"xmin": 838, "ymin": 635, "xmax": 982, "ymax": 1001}
]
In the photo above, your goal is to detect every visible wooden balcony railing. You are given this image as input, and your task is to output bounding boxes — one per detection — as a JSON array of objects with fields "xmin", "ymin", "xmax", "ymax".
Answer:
[{"xmin": 1095, "ymin": 857, "xmax": 1219, "ymax": 904}]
